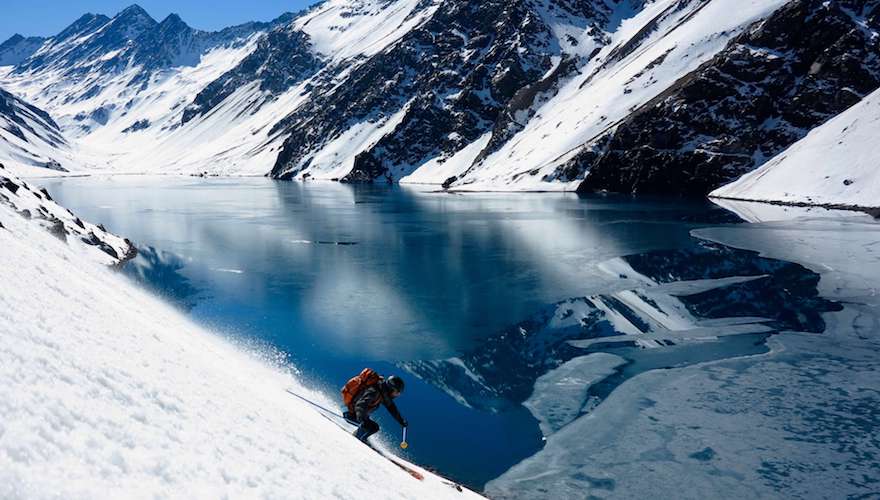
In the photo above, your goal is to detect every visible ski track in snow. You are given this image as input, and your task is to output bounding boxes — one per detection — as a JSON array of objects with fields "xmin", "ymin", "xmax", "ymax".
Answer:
[{"xmin": 0, "ymin": 202, "xmax": 480, "ymax": 499}]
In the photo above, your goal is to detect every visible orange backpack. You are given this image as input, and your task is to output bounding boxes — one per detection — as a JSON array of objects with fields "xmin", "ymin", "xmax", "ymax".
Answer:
[{"xmin": 342, "ymin": 368, "xmax": 382, "ymax": 413}]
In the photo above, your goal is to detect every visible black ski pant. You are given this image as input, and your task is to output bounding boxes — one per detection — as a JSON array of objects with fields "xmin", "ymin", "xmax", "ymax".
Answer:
[{"xmin": 354, "ymin": 418, "xmax": 380, "ymax": 442}]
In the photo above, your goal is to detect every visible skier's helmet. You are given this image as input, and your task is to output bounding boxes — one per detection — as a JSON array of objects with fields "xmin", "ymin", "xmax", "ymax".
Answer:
[{"xmin": 386, "ymin": 375, "xmax": 405, "ymax": 395}]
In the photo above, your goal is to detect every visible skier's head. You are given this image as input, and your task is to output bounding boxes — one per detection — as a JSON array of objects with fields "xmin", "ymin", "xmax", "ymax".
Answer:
[{"xmin": 385, "ymin": 375, "xmax": 405, "ymax": 397}]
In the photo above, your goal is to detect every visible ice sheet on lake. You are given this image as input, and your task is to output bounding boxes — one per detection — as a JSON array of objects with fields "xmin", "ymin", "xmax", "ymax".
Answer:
[
  {"xmin": 523, "ymin": 353, "xmax": 626, "ymax": 437},
  {"xmin": 488, "ymin": 217, "xmax": 880, "ymax": 499}
]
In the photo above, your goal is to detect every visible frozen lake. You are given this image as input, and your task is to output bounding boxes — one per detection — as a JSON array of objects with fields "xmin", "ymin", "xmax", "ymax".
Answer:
[{"xmin": 41, "ymin": 176, "xmax": 880, "ymax": 496}]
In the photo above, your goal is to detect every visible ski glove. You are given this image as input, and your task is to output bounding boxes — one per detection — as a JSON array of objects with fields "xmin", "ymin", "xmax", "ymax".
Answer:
[{"xmin": 401, "ymin": 419, "xmax": 408, "ymax": 428}]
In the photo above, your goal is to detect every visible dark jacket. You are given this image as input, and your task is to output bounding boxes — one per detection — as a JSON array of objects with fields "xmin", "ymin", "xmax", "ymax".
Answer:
[{"xmin": 353, "ymin": 381, "xmax": 406, "ymax": 427}]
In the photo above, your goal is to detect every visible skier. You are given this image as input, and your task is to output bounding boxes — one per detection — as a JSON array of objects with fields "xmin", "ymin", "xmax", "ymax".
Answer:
[{"xmin": 341, "ymin": 369, "xmax": 408, "ymax": 443}]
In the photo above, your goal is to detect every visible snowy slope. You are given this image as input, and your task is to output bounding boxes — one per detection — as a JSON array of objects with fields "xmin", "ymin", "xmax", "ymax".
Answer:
[
  {"xmin": 0, "ymin": 86, "xmax": 80, "ymax": 173},
  {"xmin": 292, "ymin": 0, "xmax": 439, "ymax": 62},
  {"xmin": 0, "ymin": 185, "xmax": 480, "ymax": 499},
  {"xmin": 711, "ymin": 87, "xmax": 880, "ymax": 210}
]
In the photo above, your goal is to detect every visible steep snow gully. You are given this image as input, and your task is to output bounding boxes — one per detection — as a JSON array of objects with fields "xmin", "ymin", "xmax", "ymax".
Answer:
[{"xmin": 0, "ymin": 171, "xmax": 480, "ymax": 499}]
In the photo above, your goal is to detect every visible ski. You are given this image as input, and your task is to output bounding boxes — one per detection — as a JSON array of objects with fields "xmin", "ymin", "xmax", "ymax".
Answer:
[{"xmin": 285, "ymin": 389, "xmax": 427, "ymax": 481}]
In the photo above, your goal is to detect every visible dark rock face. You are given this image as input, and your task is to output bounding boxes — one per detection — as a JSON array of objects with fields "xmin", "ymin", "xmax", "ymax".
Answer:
[
  {"xmin": 573, "ymin": 0, "xmax": 880, "ymax": 196},
  {"xmin": 181, "ymin": 25, "xmax": 321, "ymax": 124},
  {"xmin": 270, "ymin": 0, "xmax": 616, "ymax": 182}
]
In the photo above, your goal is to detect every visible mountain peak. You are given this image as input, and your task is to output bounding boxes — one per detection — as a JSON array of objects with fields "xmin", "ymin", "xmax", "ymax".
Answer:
[
  {"xmin": 114, "ymin": 4, "xmax": 157, "ymax": 24},
  {"xmin": 119, "ymin": 4, "xmax": 151, "ymax": 16},
  {"xmin": 1, "ymin": 34, "xmax": 25, "ymax": 46},
  {"xmin": 159, "ymin": 13, "xmax": 189, "ymax": 28}
]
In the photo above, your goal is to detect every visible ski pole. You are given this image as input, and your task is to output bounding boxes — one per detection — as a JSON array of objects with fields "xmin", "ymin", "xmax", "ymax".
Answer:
[{"xmin": 400, "ymin": 426, "xmax": 408, "ymax": 449}]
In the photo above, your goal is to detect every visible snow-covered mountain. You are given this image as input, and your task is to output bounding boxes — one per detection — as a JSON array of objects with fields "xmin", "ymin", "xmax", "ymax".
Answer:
[
  {"xmin": 0, "ymin": 86, "xmax": 74, "ymax": 172},
  {"xmin": 711, "ymin": 86, "xmax": 880, "ymax": 212},
  {"xmin": 0, "ymin": 4, "xmax": 298, "ymax": 174},
  {"xmin": 0, "ymin": 0, "xmax": 877, "ymax": 202},
  {"xmin": 573, "ymin": 0, "xmax": 880, "ymax": 196}
]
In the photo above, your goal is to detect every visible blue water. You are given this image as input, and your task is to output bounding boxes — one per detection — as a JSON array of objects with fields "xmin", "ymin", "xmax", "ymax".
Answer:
[{"xmin": 41, "ymin": 176, "xmax": 830, "ymax": 490}]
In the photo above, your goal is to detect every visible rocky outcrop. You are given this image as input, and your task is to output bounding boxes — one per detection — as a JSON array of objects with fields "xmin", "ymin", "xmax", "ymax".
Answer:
[
  {"xmin": 573, "ymin": 0, "xmax": 880, "ymax": 196},
  {"xmin": 0, "ymin": 163, "xmax": 136, "ymax": 266}
]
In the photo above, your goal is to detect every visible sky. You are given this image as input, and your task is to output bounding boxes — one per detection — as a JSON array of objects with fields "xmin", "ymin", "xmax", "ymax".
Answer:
[{"xmin": 0, "ymin": 1, "xmax": 320, "ymax": 43}]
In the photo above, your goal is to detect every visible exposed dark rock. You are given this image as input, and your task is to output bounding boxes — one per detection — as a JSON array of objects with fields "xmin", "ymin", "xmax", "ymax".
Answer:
[
  {"xmin": 46, "ymin": 216, "xmax": 67, "ymax": 241},
  {"xmin": 574, "ymin": 0, "xmax": 880, "ymax": 196},
  {"xmin": 1, "ymin": 177, "xmax": 20, "ymax": 194},
  {"xmin": 181, "ymin": 25, "xmax": 321, "ymax": 124},
  {"xmin": 122, "ymin": 119, "xmax": 151, "ymax": 133},
  {"xmin": 42, "ymin": 160, "xmax": 67, "ymax": 172}
]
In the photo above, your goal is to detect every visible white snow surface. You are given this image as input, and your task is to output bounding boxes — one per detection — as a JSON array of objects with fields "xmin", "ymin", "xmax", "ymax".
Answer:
[
  {"xmin": 712, "ymin": 87, "xmax": 880, "ymax": 209},
  {"xmin": 0, "ymin": 199, "xmax": 480, "ymax": 499},
  {"xmin": 293, "ymin": 0, "xmax": 439, "ymax": 62}
]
